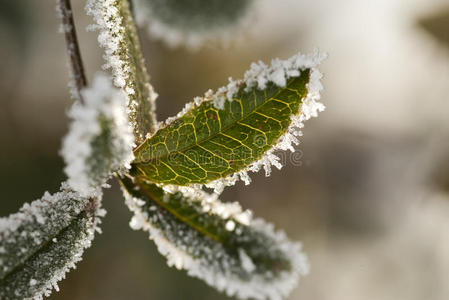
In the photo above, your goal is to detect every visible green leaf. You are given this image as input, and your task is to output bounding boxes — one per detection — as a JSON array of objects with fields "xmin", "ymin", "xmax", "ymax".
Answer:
[
  {"xmin": 61, "ymin": 73, "xmax": 135, "ymax": 197},
  {"xmin": 86, "ymin": 0, "xmax": 158, "ymax": 143},
  {"xmin": 139, "ymin": 0, "xmax": 252, "ymax": 31},
  {"xmin": 419, "ymin": 8, "xmax": 449, "ymax": 49},
  {"xmin": 0, "ymin": 184, "xmax": 103, "ymax": 299},
  {"xmin": 120, "ymin": 175, "xmax": 308, "ymax": 300},
  {"xmin": 131, "ymin": 69, "xmax": 311, "ymax": 185}
]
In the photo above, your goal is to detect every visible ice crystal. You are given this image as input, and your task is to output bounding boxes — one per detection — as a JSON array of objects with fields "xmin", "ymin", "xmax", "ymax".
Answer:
[
  {"xmin": 121, "ymin": 177, "xmax": 309, "ymax": 300},
  {"xmin": 61, "ymin": 73, "xmax": 135, "ymax": 197},
  {"xmin": 86, "ymin": 0, "xmax": 158, "ymax": 140},
  {"xmin": 142, "ymin": 51, "xmax": 325, "ymax": 195},
  {"xmin": 0, "ymin": 183, "xmax": 105, "ymax": 299},
  {"xmin": 205, "ymin": 50, "xmax": 327, "ymax": 191}
]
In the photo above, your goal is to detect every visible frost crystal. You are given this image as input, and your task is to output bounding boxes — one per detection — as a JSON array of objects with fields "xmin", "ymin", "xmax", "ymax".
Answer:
[
  {"xmin": 121, "ymin": 178, "xmax": 309, "ymax": 300},
  {"xmin": 61, "ymin": 73, "xmax": 135, "ymax": 197},
  {"xmin": 86, "ymin": 0, "xmax": 158, "ymax": 140},
  {"xmin": 205, "ymin": 50, "xmax": 327, "ymax": 191},
  {"xmin": 85, "ymin": 0, "xmax": 130, "ymax": 89},
  {"xmin": 133, "ymin": 0, "xmax": 254, "ymax": 50},
  {"xmin": 0, "ymin": 183, "xmax": 105, "ymax": 299}
]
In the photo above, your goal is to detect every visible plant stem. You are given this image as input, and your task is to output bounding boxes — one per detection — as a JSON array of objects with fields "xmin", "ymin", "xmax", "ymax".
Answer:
[{"xmin": 58, "ymin": 0, "xmax": 88, "ymax": 103}]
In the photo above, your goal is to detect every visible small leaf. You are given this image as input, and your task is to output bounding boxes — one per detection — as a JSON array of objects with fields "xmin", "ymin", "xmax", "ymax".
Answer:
[
  {"xmin": 132, "ymin": 52, "xmax": 325, "ymax": 187},
  {"xmin": 120, "ymin": 175, "xmax": 308, "ymax": 300},
  {"xmin": 86, "ymin": 0, "xmax": 158, "ymax": 142},
  {"xmin": 61, "ymin": 73, "xmax": 135, "ymax": 197},
  {"xmin": 0, "ymin": 183, "xmax": 104, "ymax": 299}
]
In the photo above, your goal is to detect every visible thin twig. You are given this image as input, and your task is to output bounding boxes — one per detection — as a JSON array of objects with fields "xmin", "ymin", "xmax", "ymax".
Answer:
[{"xmin": 58, "ymin": 0, "xmax": 88, "ymax": 103}]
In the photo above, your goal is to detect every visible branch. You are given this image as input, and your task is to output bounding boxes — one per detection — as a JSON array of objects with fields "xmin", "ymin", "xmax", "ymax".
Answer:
[{"xmin": 58, "ymin": 0, "xmax": 88, "ymax": 103}]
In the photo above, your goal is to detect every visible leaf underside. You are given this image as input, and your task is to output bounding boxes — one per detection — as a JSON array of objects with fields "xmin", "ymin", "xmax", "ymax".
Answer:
[
  {"xmin": 120, "ymin": 175, "xmax": 292, "ymax": 277},
  {"xmin": 132, "ymin": 69, "xmax": 310, "ymax": 185},
  {"xmin": 119, "ymin": 0, "xmax": 156, "ymax": 140},
  {"xmin": 0, "ymin": 210, "xmax": 94, "ymax": 299}
]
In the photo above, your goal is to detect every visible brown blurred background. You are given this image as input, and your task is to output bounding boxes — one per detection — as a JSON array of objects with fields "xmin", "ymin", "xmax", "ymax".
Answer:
[{"xmin": 1, "ymin": 0, "xmax": 449, "ymax": 299}]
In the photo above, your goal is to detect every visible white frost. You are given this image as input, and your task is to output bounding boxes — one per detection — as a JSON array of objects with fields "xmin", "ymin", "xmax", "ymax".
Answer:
[
  {"xmin": 162, "ymin": 185, "xmax": 252, "ymax": 225},
  {"xmin": 205, "ymin": 50, "xmax": 327, "ymax": 192},
  {"xmin": 85, "ymin": 0, "xmax": 158, "ymax": 137},
  {"xmin": 122, "ymin": 183, "xmax": 309, "ymax": 300},
  {"xmin": 61, "ymin": 73, "xmax": 135, "ymax": 197},
  {"xmin": 0, "ymin": 183, "xmax": 105, "ymax": 300},
  {"xmin": 238, "ymin": 249, "xmax": 256, "ymax": 273},
  {"xmin": 133, "ymin": 0, "xmax": 255, "ymax": 50}
]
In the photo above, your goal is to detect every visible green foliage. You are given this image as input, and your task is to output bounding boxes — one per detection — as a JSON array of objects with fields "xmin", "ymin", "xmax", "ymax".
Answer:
[
  {"xmin": 131, "ymin": 70, "xmax": 310, "ymax": 185},
  {"xmin": 86, "ymin": 0, "xmax": 158, "ymax": 142},
  {"xmin": 120, "ymin": 175, "xmax": 308, "ymax": 299},
  {"xmin": 0, "ymin": 211, "xmax": 95, "ymax": 299},
  {"xmin": 117, "ymin": 0, "xmax": 158, "ymax": 139},
  {"xmin": 0, "ymin": 185, "xmax": 103, "ymax": 299},
  {"xmin": 61, "ymin": 73, "xmax": 135, "ymax": 197},
  {"xmin": 121, "ymin": 176, "xmax": 288, "ymax": 270},
  {"xmin": 0, "ymin": 0, "xmax": 325, "ymax": 299}
]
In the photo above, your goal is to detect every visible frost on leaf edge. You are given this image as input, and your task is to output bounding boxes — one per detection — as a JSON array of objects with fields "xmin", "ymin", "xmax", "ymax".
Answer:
[
  {"xmin": 143, "ymin": 50, "xmax": 327, "ymax": 193},
  {"xmin": 61, "ymin": 73, "xmax": 135, "ymax": 197},
  {"xmin": 0, "ymin": 183, "xmax": 106, "ymax": 300},
  {"xmin": 121, "ymin": 180, "xmax": 309, "ymax": 300}
]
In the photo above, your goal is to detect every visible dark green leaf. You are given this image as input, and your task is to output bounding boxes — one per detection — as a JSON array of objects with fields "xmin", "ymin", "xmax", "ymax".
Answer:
[
  {"xmin": 132, "ymin": 70, "xmax": 311, "ymax": 185},
  {"xmin": 120, "ymin": 175, "xmax": 308, "ymax": 300},
  {"xmin": 0, "ymin": 185, "xmax": 102, "ymax": 299}
]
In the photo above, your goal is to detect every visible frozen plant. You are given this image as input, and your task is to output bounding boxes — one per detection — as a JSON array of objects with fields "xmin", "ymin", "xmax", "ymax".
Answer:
[{"xmin": 0, "ymin": 0, "xmax": 326, "ymax": 299}]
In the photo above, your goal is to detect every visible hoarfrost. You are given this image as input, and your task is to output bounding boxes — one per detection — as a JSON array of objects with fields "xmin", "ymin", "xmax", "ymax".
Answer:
[
  {"xmin": 61, "ymin": 73, "xmax": 135, "ymax": 197},
  {"xmin": 151, "ymin": 47, "xmax": 326, "ymax": 191},
  {"xmin": 0, "ymin": 183, "xmax": 105, "ymax": 299},
  {"xmin": 133, "ymin": 0, "xmax": 255, "ymax": 50},
  {"xmin": 205, "ymin": 50, "xmax": 327, "ymax": 191},
  {"xmin": 86, "ymin": 0, "xmax": 158, "ymax": 139},
  {"xmin": 122, "ymin": 179, "xmax": 309, "ymax": 300},
  {"xmin": 238, "ymin": 249, "xmax": 255, "ymax": 273}
]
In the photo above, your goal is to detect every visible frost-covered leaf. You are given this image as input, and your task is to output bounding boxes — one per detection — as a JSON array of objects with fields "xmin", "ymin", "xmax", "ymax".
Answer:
[
  {"xmin": 86, "ymin": 0, "xmax": 158, "ymax": 142},
  {"xmin": 61, "ymin": 73, "xmax": 135, "ymax": 197},
  {"xmin": 0, "ymin": 183, "xmax": 105, "ymax": 299},
  {"xmin": 132, "ymin": 52, "xmax": 325, "ymax": 189},
  {"xmin": 134, "ymin": 0, "xmax": 254, "ymax": 49},
  {"xmin": 120, "ymin": 175, "xmax": 308, "ymax": 300}
]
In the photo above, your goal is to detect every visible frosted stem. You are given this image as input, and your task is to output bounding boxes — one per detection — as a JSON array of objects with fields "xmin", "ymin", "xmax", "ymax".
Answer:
[{"xmin": 58, "ymin": 0, "xmax": 88, "ymax": 102}]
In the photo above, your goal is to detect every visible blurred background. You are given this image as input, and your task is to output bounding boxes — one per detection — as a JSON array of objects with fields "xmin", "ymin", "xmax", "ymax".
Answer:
[{"xmin": 1, "ymin": 0, "xmax": 449, "ymax": 299}]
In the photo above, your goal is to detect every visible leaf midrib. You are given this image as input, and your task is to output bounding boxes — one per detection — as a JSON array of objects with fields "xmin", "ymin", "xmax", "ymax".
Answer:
[{"xmin": 134, "ymin": 73, "xmax": 308, "ymax": 163}]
